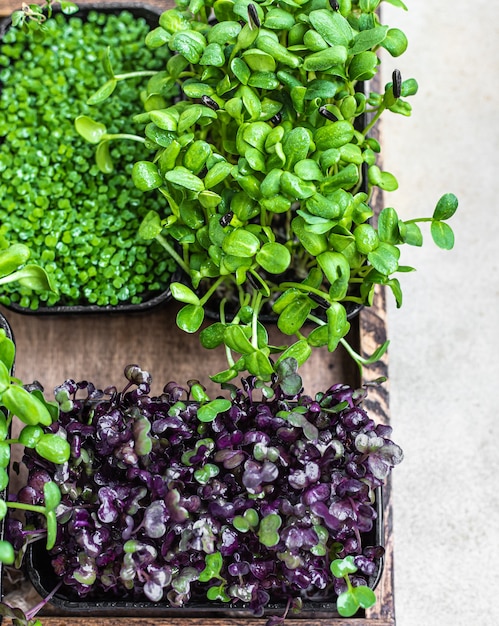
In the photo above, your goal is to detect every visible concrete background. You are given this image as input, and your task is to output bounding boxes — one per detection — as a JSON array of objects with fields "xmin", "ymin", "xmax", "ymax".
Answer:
[{"xmin": 380, "ymin": 1, "xmax": 499, "ymax": 624}]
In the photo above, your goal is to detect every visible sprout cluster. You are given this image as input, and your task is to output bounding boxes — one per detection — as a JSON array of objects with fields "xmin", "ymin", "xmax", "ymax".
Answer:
[
  {"xmin": 79, "ymin": 0, "xmax": 458, "ymax": 379},
  {"xmin": 0, "ymin": 9, "xmax": 177, "ymax": 309},
  {"xmin": 12, "ymin": 365, "xmax": 402, "ymax": 620}
]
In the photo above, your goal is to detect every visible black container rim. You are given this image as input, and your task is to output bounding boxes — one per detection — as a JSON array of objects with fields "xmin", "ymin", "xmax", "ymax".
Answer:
[
  {"xmin": 4, "ymin": 286, "xmax": 173, "ymax": 316},
  {"xmin": 26, "ymin": 486, "xmax": 384, "ymax": 617}
]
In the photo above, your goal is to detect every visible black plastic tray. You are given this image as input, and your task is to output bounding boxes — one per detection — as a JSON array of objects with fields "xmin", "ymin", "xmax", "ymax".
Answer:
[{"xmin": 26, "ymin": 488, "xmax": 384, "ymax": 619}]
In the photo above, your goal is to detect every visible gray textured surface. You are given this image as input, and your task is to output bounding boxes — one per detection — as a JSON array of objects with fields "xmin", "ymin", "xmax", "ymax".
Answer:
[{"xmin": 381, "ymin": 1, "xmax": 499, "ymax": 624}]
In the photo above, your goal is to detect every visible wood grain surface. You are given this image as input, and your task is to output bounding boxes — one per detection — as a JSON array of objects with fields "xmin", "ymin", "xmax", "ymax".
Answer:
[{"xmin": 0, "ymin": 1, "xmax": 395, "ymax": 623}]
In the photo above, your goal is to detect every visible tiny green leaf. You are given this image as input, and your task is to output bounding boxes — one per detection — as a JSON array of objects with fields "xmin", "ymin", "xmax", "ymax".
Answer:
[
  {"xmin": 331, "ymin": 555, "xmax": 358, "ymax": 578},
  {"xmin": 176, "ymin": 304, "xmax": 205, "ymax": 333},
  {"xmin": 170, "ymin": 30, "xmax": 207, "ymax": 64},
  {"xmin": 95, "ymin": 140, "xmax": 114, "ymax": 174},
  {"xmin": 400, "ymin": 222, "xmax": 423, "ymax": 246},
  {"xmin": 431, "ymin": 221, "xmax": 455, "ymax": 250},
  {"xmin": 381, "ymin": 28, "xmax": 408, "ymax": 57},
  {"xmin": 18, "ymin": 424, "xmax": 44, "ymax": 448},
  {"xmin": 197, "ymin": 399, "xmax": 231, "ymax": 422},
  {"xmin": 277, "ymin": 296, "xmax": 312, "ymax": 335},
  {"xmin": 309, "ymin": 10, "xmax": 354, "ymax": 47},
  {"xmin": 0, "ymin": 442, "xmax": 9, "ymax": 469},
  {"xmin": 378, "ymin": 207, "xmax": 400, "ymax": 244},
  {"xmin": 326, "ymin": 303, "xmax": 350, "ymax": 352},
  {"xmin": 194, "ymin": 463, "xmax": 220, "ymax": 485},
  {"xmin": 60, "ymin": 1, "xmax": 79, "ymax": 15},
  {"xmin": 1, "ymin": 385, "xmax": 52, "ymax": 426},
  {"xmin": 165, "ymin": 167, "xmax": 205, "ymax": 192},
  {"xmin": 433, "ymin": 192, "xmax": 459, "ymax": 221},
  {"xmin": 256, "ymin": 242, "xmax": 291, "ymax": 274},
  {"xmin": 368, "ymin": 242, "xmax": 400, "ymax": 275},
  {"xmin": 0, "ymin": 243, "xmax": 30, "ymax": 279},
  {"xmin": 222, "ymin": 228, "xmax": 260, "ymax": 257},
  {"xmin": 87, "ymin": 79, "xmax": 117, "ymax": 106},
  {"xmin": 0, "ymin": 540, "xmax": 15, "ymax": 565},
  {"xmin": 258, "ymin": 513, "xmax": 282, "ymax": 547},
  {"xmin": 145, "ymin": 26, "xmax": 171, "ymax": 48},
  {"xmin": 74, "ymin": 116, "xmax": 107, "ymax": 144},
  {"xmin": 318, "ymin": 251, "xmax": 350, "ymax": 300},
  {"xmin": 314, "ymin": 121, "xmax": 355, "ymax": 151},
  {"xmin": 368, "ymin": 165, "xmax": 399, "ymax": 191},
  {"xmin": 199, "ymin": 323, "xmax": 227, "ymax": 349},
  {"xmin": 138, "ymin": 211, "xmax": 163, "ymax": 240},
  {"xmin": 45, "ymin": 509, "xmax": 58, "ymax": 550},
  {"xmin": 337, "ymin": 590, "xmax": 362, "ymax": 618},
  {"xmin": 199, "ymin": 551, "xmax": 223, "ymax": 581},
  {"xmin": 132, "ymin": 161, "xmax": 163, "ymax": 191},
  {"xmin": 35, "ymin": 434, "xmax": 71, "ymax": 464},
  {"xmin": 224, "ymin": 325, "xmax": 255, "ymax": 355},
  {"xmin": 43, "ymin": 481, "xmax": 62, "ymax": 511},
  {"xmin": 171, "ymin": 283, "xmax": 201, "ymax": 306},
  {"xmin": 353, "ymin": 584, "xmax": 377, "ymax": 609}
]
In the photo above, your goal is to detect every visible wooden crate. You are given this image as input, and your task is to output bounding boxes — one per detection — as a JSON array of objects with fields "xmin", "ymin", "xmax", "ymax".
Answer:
[
  {"xmin": 0, "ymin": 0, "xmax": 395, "ymax": 623},
  {"xmin": 0, "ymin": 290, "xmax": 395, "ymax": 626}
]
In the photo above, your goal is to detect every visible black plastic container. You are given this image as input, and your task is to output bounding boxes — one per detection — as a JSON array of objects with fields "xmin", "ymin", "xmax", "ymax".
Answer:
[
  {"xmin": 4, "ymin": 283, "xmax": 175, "ymax": 316},
  {"xmin": 0, "ymin": 3, "xmax": 175, "ymax": 316},
  {"xmin": 0, "ymin": 311, "xmax": 14, "ymax": 345},
  {"xmin": 25, "ymin": 488, "xmax": 384, "ymax": 619}
]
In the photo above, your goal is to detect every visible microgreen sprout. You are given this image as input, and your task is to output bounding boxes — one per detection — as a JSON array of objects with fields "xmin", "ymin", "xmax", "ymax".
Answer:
[
  {"xmin": 330, "ymin": 556, "xmax": 377, "ymax": 617},
  {"xmin": 77, "ymin": 0, "xmax": 458, "ymax": 381},
  {"xmin": 0, "ymin": 581, "xmax": 62, "ymax": 626},
  {"xmin": 10, "ymin": 0, "xmax": 78, "ymax": 35},
  {"xmin": 0, "ymin": 244, "xmax": 54, "ymax": 295},
  {"xmin": 10, "ymin": 363, "xmax": 401, "ymax": 620},
  {"xmin": 0, "ymin": 328, "xmax": 70, "ymax": 569}
]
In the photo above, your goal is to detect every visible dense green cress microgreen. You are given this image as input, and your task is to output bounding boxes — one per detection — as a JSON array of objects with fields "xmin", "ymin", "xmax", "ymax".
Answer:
[{"xmin": 0, "ymin": 10, "xmax": 177, "ymax": 308}]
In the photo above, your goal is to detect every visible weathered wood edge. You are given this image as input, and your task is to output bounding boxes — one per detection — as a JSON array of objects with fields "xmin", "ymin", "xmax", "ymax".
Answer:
[{"xmin": 358, "ymin": 163, "xmax": 395, "ymax": 625}]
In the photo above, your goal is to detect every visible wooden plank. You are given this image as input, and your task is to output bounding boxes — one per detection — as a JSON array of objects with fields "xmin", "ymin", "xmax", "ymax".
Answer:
[{"xmin": 2, "ymin": 302, "xmax": 357, "ymax": 402}]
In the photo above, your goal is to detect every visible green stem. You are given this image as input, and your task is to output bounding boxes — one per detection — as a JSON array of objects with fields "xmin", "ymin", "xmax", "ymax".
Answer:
[
  {"xmin": 199, "ymin": 276, "xmax": 226, "ymax": 307},
  {"xmin": 158, "ymin": 187, "xmax": 180, "ymax": 216},
  {"xmin": 279, "ymin": 281, "xmax": 331, "ymax": 304},
  {"xmin": 303, "ymin": 316, "xmax": 368, "ymax": 375},
  {"xmin": 307, "ymin": 313, "xmax": 325, "ymax": 326},
  {"xmin": 220, "ymin": 302, "xmax": 236, "ymax": 369},
  {"xmin": 404, "ymin": 217, "xmax": 433, "ymax": 224},
  {"xmin": 114, "ymin": 70, "xmax": 157, "ymax": 80},
  {"xmin": 340, "ymin": 337, "xmax": 365, "ymax": 368},
  {"xmin": 106, "ymin": 132, "xmax": 146, "ymax": 143},
  {"xmin": 6, "ymin": 501, "xmax": 46, "ymax": 515},
  {"xmin": 362, "ymin": 104, "xmax": 386, "ymax": 136},
  {"xmin": 251, "ymin": 291, "xmax": 263, "ymax": 349},
  {"xmin": 155, "ymin": 234, "xmax": 190, "ymax": 275},
  {"xmin": 344, "ymin": 573, "xmax": 354, "ymax": 593}
]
